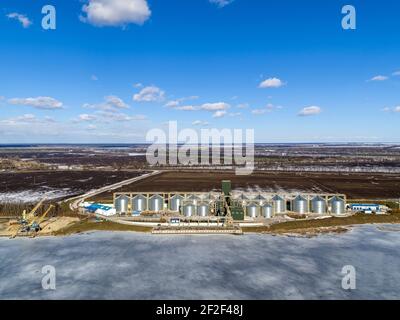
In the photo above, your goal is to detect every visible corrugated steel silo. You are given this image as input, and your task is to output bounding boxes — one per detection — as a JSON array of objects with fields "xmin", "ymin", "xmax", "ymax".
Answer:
[
  {"xmin": 255, "ymin": 195, "xmax": 266, "ymax": 205},
  {"xmin": 183, "ymin": 204, "xmax": 196, "ymax": 217},
  {"xmin": 115, "ymin": 195, "xmax": 130, "ymax": 214},
  {"xmin": 169, "ymin": 195, "xmax": 184, "ymax": 212},
  {"xmin": 330, "ymin": 196, "xmax": 345, "ymax": 215},
  {"xmin": 187, "ymin": 194, "xmax": 200, "ymax": 205},
  {"xmin": 149, "ymin": 194, "xmax": 164, "ymax": 212},
  {"xmin": 272, "ymin": 195, "xmax": 286, "ymax": 214},
  {"xmin": 293, "ymin": 195, "xmax": 309, "ymax": 214},
  {"xmin": 311, "ymin": 196, "xmax": 326, "ymax": 214},
  {"xmin": 262, "ymin": 204, "xmax": 273, "ymax": 219},
  {"xmin": 197, "ymin": 203, "xmax": 209, "ymax": 217},
  {"xmin": 132, "ymin": 194, "xmax": 147, "ymax": 212},
  {"xmin": 246, "ymin": 203, "xmax": 260, "ymax": 218},
  {"xmin": 235, "ymin": 194, "xmax": 249, "ymax": 206}
]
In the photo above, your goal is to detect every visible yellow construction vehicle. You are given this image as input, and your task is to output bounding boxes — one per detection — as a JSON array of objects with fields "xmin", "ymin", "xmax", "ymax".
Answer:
[
  {"xmin": 25, "ymin": 204, "xmax": 54, "ymax": 233},
  {"xmin": 11, "ymin": 198, "xmax": 54, "ymax": 238},
  {"xmin": 22, "ymin": 197, "xmax": 46, "ymax": 223}
]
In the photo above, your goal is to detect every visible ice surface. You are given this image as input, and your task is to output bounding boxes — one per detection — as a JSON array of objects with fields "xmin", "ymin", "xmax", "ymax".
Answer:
[{"xmin": 0, "ymin": 224, "xmax": 399, "ymax": 299}]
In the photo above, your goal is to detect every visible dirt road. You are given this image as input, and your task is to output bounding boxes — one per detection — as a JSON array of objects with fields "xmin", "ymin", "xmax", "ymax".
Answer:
[{"xmin": 67, "ymin": 171, "xmax": 161, "ymax": 211}]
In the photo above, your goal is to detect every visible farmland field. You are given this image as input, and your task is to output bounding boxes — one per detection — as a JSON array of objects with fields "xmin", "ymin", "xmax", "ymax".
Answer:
[
  {"xmin": 0, "ymin": 170, "xmax": 148, "ymax": 203},
  {"xmin": 89, "ymin": 170, "xmax": 400, "ymax": 201}
]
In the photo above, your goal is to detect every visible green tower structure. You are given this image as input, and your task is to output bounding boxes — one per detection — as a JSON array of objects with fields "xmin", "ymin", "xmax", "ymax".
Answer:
[
  {"xmin": 220, "ymin": 180, "xmax": 244, "ymax": 221},
  {"xmin": 222, "ymin": 180, "xmax": 231, "ymax": 196}
]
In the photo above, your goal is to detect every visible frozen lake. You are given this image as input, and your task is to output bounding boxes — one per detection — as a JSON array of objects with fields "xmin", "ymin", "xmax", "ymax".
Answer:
[{"xmin": 1, "ymin": 224, "xmax": 400, "ymax": 299}]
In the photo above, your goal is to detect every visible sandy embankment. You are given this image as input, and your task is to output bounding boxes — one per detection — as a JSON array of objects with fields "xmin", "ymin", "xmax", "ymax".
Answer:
[{"xmin": 0, "ymin": 217, "xmax": 79, "ymax": 237}]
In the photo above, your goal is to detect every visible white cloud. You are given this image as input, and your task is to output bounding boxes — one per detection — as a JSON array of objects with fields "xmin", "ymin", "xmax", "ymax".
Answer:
[
  {"xmin": 165, "ymin": 96, "xmax": 199, "ymax": 108},
  {"xmin": 192, "ymin": 120, "xmax": 209, "ymax": 126},
  {"xmin": 228, "ymin": 112, "xmax": 241, "ymax": 117},
  {"xmin": 105, "ymin": 95, "xmax": 129, "ymax": 109},
  {"xmin": 259, "ymin": 77, "xmax": 285, "ymax": 88},
  {"xmin": 133, "ymin": 86, "xmax": 165, "ymax": 102},
  {"xmin": 369, "ymin": 75, "xmax": 388, "ymax": 81},
  {"xmin": 184, "ymin": 96, "xmax": 200, "ymax": 101},
  {"xmin": 298, "ymin": 106, "xmax": 322, "ymax": 116},
  {"xmin": 79, "ymin": 96, "xmax": 146, "ymax": 123},
  {"xmin": 44, "ymin": 116, "xmax": 56, "ymax": 123},
  {"xmin": 8, "ymin": 97, "xmax": 63, "ymax": 110},
  {"xmin": 87, "ymin": 124, "xmax": 97, "ymax": 130},
  {"xmin": 236, "ymin": 103, "xmax": 249, "ymax": 109},
  {"xmin": 7, "ymin": 13, "xmax": 32, "ymax": 28},
  {"xmin": 251, "ymin": 103, "xmax": 281, "ymax": 115},
  {"xmin": 0, "ymin": 114, "xmax": 56, "ymax": 126},
  {"xmin": 78, "ymin": 114, "xmax": 97, "ymax": 121},
  {"xmin": 75, "ymin": 110, "xmax": 146, "ymax": 123},
  {"xmin": 12, "ymin": 114, "xmax": 36, "ymax": 122},
  {"xmin": 251, "ymin": 109, "xmax": 268, "ymax": 115},
  {"xmin": 174, "ymin": 105, "xmax": 197, "ymax": 111},
  {"xmin": 200, "ymin": 102, "xmax": 230, "ymax": 111},
  {"xmin": 84, "ymin": 95, "xmax": 130, "ymax": 112},
  {"xmin": 383, "ymin": 106, "xmax": 400, "ymax": 113},
  {"xmin": 170, "ymin": 102, "xmax": 231, "ymax": 119},
  {"xmin": 209, "ymin": 0, "xmax": 234, "ymax": 8},
  {"xmin": 392, "ymin": 71, "xmax": 400, "ymax": 76},
  {"xmin": 212, "ymin": 110, "xmax": 227, "ymax": 118},
  {"xmin": 96, "ymin": 111, "xmax": 146, "ymax": 121},
  {"xmin": 165, "ymin": 100, "xmax": 180, "ymax": 108},
  {"xmin": 81, "ymin": 0, "xmax": 151, "ymax": 27}
]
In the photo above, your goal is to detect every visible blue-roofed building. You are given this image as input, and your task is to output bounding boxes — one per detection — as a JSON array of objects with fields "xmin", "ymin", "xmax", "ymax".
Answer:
[
  {"xmin": 349, "ymin": 204, "xmax": 382, "ymax": 214},
  {"xmin": 84, "ymin": 203, "xmax": 116, "ymax": 216}
]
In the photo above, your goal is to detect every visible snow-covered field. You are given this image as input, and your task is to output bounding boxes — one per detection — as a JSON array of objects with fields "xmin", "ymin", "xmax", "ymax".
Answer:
[
  {"xmin": 232, "ymin": 185, "xmax": 322, "ymax": 195},
  {"xmin": 1, "ymin": 224, "xmax": 400, "ymax": 299},
  {"xmin": 0, "ymin": 188, "xmax": 77, "ymax": 203}
]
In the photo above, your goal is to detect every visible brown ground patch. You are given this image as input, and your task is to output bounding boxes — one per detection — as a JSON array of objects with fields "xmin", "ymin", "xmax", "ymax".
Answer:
[
  {"xmin": 89, "ymin": 170, "xmax": 400, "ymax": 201},
  {"xmin": 0, "ymin": 170, "xmax": 147, "ymax": 197}
]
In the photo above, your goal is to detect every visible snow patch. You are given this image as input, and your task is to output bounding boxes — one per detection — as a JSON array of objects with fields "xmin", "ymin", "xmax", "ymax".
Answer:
[{"xmin": 0, "ymin": 188, "xmax": 77, "ymax": 203}]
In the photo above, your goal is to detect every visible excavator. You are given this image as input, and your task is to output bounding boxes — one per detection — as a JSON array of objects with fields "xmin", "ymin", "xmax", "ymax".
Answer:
[{"xmin": 10, "ymin": 198, "xmax": 54, "ymax": 238}]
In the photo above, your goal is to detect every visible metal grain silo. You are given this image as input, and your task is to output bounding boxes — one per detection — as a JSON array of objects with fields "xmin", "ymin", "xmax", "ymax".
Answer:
[
  {"xmin": 246, "ymin": 203, "xmax": 260, "ymax": 218},
  {"xmin": 132, "ymin": 194, "xmax": 147, "ymax": 212},
  {"xmin": 115, "ymin": 195, "xmax": 130, "ymax": 214},
  {"xmin": 236, "ymin": 193, "xmax": 249, "ymax": 205},
  {"xmin": 262, "ymin": 204, "xmax": 273, "ymax": 219},
  {"xmin": 149, "ymin": 194, "xmax": 164, "ymax": 212},
  {"xmin": 311, "ymin": 196, "xmax": 326, "ymax": 214},
  {"xmin": 197, "ymin": 203, "xmax": 209, "ymax": 217},
  {"xmin": 183, "ymin": 203, "xmax": 196, "ymax": 217},
  {"xmin": 169, "ymin": 195, "xmax": 184, "ymax": 212},
  {"xmin": 254, "ymin": 195, "xmax": 266, "ymax": 206},
  {"xmin": 272, "ymin": 195, "xmax": 286, "ymax": 214},
  {"xmin": 330, "ymin": 196, "xmax": 345, "ymax": 215},
  {"xmin": 187, "ymin": 194, "xmax": 200, "ymax": 205},
  {"xmin": 293, "ymin": 195, "xmax": 309, "ymax": 214}
]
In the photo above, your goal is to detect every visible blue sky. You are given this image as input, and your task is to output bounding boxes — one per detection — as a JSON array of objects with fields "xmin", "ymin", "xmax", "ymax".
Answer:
[{"xmin": 0, "ymin": 0, "xmax": 399, "ymax": 143}]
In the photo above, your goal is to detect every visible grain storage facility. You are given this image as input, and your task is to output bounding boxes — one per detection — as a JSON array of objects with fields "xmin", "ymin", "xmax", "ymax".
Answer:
[
  {"xmin": 246, "ymin": 203, "xmax": 260, "ymax": 218},
  {"xmin": 311, "ymin": 196, "xmax": 327, "ymax": 214},
  {"xmin": 293, "ymin": 195, "xmax": 309, "ymax": 214},
  {"xmin": 113, "ymin": 181, "xmax": 346, "ymax": 221},
  {"xmin": 272, "ymin": 195, "xmax": 286, "ymax": 214},
  {"xmin": 132, "ymin": 194, "xmax": 147, "ymax": 213},
  {"xmin": 329, "ymin": 196, "xmax": 346, "ymax": 215}
]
